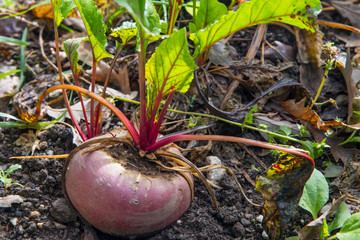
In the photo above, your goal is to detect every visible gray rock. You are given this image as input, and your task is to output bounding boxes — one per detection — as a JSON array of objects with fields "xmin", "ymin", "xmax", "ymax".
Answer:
[{"xmin": 0, "ymin": 195, "xmax": 24, "ymax": 208}]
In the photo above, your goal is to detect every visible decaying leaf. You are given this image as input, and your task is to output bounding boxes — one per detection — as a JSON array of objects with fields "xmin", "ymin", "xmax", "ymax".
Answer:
[
  {"xmin": 13, "ymin": 77, "xmax": 58, "ymax": 123},
  {"xmin": 256, "ymin": 152, "xmax": 314, "ymax": 239},
  {"xmin": 336, "ymin": 49, "xmax": 360, "ymax": 124},
  {"xmin": 330, "ymin": 1, "xmax": 360, "ymax": 28},
  {"xmin": 280, "ymin": 98, "xmax": 344, "ymax": 131},
  {"xmin": 14, "ymin": 130, "xmax": 40, "ymax": 155}
]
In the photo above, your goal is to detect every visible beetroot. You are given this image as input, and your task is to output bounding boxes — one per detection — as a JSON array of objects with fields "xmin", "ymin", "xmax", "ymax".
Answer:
[{"xmin": 63, "ymin": 129, "xmax": 193, "ymax": 237}]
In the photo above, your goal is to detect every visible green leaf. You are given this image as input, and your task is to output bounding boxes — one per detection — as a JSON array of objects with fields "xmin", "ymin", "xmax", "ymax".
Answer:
[
  {"xmin": 6, "ymin": 164, "xmax": 22, "ymax": 176},
  {"xmin": 52, "ymin": 0, "xmax": 76, "ymax": 26},
  {"xmin": 63, "ymin": 37, "xmax": 86, "ymax": 76},
  {"xmin": 114, "ymin": 0, "xmax": 147, "ymax": 28},
  {"xmin": 242, "ymin": 104, "xmax": 258, "ymax": 130},
  {"xmin": 144, "ymin": 0, "xmax": 161, "ymax": 41},
  {"xmin": 74, "ymin": 0, "xmax": 112, "ymax": 62},
  {"xmin": 191, "ymin": 0, "xmax": 322, "ymax": 57},
  {"xmin": 184, "ymin": 1, "xmax": 200, "ymax": 17},
  {"xmin": 336, "ymin": 213, "xmax": 360, "ymax": 240},
  {"xmin": 299, "ymin": 168, "xmax": 329, "ymax": 219},
  {"xmin": 0, "ymin": 70, "xmax": 20, "ymax": 79},
  {"xmin": 0, "ymin": 36, "xmax": 28, "ymax": 46},
  {"xmin": 145, "ymin": 28, "xmax": 197, "ymax": 113},
  {"xmin": 328, "ymin": 202, "xmax": 351, "ymax": 233},
  {"xmin": 110, "ymin": 21, "xmax": 137, "ymax": 45},
  {"xmin": 195, "ymin": 0, "xmax": 227, "ymax": 30}
]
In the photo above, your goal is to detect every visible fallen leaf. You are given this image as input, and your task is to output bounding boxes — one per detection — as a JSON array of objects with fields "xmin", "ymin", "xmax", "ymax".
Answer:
[
  {"xmin": 14, "ymin": 130, "xmax": 40, "ymax": 155},
  {"xmin": 31, "ymin": 3, "xmax": 78, "ymax": 20},
  {"xmin": 336, "ymin": 49, "xmax": 360, "ymax": 123},
  {"xmin": 280, "ymin": 99, "xmax": 328, "ymax": 130},
  {"xmin": 256, "ymin": 153, "xmax": 314, "ymax": 239},
  {"xmin": 208, "ymin": 42, "xmax": 235, "ymax": 66},
  {"xmin": 330, "ymin": 1, "xmax": 360, "ymax": 28}
]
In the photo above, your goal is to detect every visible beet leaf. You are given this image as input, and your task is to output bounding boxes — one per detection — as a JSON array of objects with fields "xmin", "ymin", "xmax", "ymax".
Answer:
[
  {"xmin": 143, "ymin": 27, "xmax": 197, "ymax": 147},
  {"xmin": 74, "ymin": 0, "xmax": 112, "ymax": 62},
  {"xmin": 52, "ymin": 0, "xmax": 76, "ymax": 27},
  {"xmin": 191, "ymin": 0, "xmax": 227, "ymax": 32},
  {"xmin": 191, "ymin": 0, "xmax": 322, "ymax": 59}
]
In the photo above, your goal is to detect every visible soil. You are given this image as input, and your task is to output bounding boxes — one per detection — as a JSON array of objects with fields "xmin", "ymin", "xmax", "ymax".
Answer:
[{"xmin": 1, "ymin": 1, "xmax": 360, "ymax": 240}]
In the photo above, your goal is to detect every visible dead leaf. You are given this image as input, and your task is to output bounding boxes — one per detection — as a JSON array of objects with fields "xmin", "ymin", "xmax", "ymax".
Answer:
[
  {"xmin": 336, "ymin": 49, "xmax": 360, "ymax": 123},
  {"xmin": 256, "ymin": 153, "xmax": 314, "ymax": 239},
  {"xmin": 208, "ymin": 42, "xmax": 235, "ymax": 66},
  {"xmin": 280, "ymin": 99, "xmax": 328, "ymax": 130},
  {"xmin": 14, "ymin": 130, "xmax": 40, "ymax": 155},
  {"xmin": 31, "ymin": 3, "xmax": 78, "ymax": 20},
  {"xmin": 330, "ymin": 1, "xmax": 360, "ymax": 28},
  {"xmin": 263, "ymin": 41, "xmax": 297, "ymax": 62}
]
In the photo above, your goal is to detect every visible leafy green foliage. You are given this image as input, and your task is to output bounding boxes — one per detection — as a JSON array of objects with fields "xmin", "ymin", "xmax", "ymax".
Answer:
[
  {"xmin": 242, "ymin": 104, "xmax": 258, "ymax": 130},
  {"xmin": 145, "ymin": 28, "xmax": 197, "ymax": 116},
  {"xmin": 328, "ymin": 202, "xmax": 351, "ymax": 233},
  {"xmin": 63, "ymin": 38, "xmax": 85, "ymax": 77},
  {"xmin": 110, "ymin": 22, "xmax": 137, "ymax": 46},
  {"xmin": 113, "ymin": 0, "xmax": 146, "ymax": 28},
  {"xmin": 0, "ymin": 36, "xmax": 28, "ymax": 46},
  {"xmin": 0, "ymin": 164, "xmax": 23, "ymax": 195},
  {"xmin": 299, "ymin": 168, "xmax": 329, "ymax": 219},
  {"xmin": 52, "ymin": 0, "xmax": 76, "ymax": 26},
  {"xmin": 335, "ymin": 213, "xmax": 360, "ymax": 240},
  {"xmin": 191, "ymin": 0, "xmax": 322, "ymax": 58},
  {"xmin": 74, "ymin": 0, "xmax": 112, "ymax": 62},
  {"xmin": 0, "ymin": 70, "xmax": 20, "ymax": 79},
  {"xmin": 191, "ymin": 0, "xmax": 227, "ymax": 32},
  {"xmin": 301, "ymin": 139, "xmax": 329, "ymax": 159}
]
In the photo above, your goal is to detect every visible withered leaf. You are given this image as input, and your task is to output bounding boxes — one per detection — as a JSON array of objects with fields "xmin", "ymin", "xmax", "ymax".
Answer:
[
  {"xmin": 256, "ymin": 153, "xmax": 314, "ymax": 239},
  {"xmin": 330, "ymin": 1, "xmax": 360, "ymax": 28},
  {"xmin": 280, "ymin": 99, "xmax": 328, "ymax": 130}
]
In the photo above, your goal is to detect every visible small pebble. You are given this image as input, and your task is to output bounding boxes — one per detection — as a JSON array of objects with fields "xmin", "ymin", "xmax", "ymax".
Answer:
[
  {"xmin": 262, "ymin": 230, "xmax": 269, "ymax": 239},
  {"xmin": 10, "ymin": 217, "xmax": 18, "ymax": 226},
  {"xmin": 240, "ymin": 218, "xmax": 251, "ymax": 226},
  {"xmin": 256, "ymin": 215, "xmax": 264, "ymax": 223},
  {"xmin": 176, "ymin": 220, "xmax": 182, "ymax": 224},
  {"xmin": 30, "ymin": 210, "xmax": 41, "ymax": 219},
  {"xmin": 18, "ymin": 225, "xmax": 25, "ymax": 234},
  {"xmin": 37, "ymin": 222, "xmax": 44, "ymax": 228}
]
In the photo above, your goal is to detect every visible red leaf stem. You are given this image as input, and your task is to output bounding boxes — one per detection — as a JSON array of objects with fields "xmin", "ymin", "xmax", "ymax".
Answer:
[
  {"xmin": 148, "ymin": 134, "xmax": 315, "ymax": 166},
  {"xmin": 34, "ymin": 85, "xmax": 140, "ymax": 144}
]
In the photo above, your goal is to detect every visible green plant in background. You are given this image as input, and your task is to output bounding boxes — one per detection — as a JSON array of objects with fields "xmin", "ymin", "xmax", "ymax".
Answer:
[
  {"xmin": 288, "ymin": 168, "xmax": 360, "ymax": 240},
  {"xmin": 0, "ymin": 164, "xmax": 23, "ymax": 196}
]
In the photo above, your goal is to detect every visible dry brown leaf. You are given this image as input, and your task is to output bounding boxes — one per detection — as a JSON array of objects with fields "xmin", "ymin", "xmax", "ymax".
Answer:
[
  {"xmin": 280, "ymin": 99, "xmax": 329, "ymax": 130},
  {"xmin": 14, "ymin": 130, "xmax": 40, "ymax": 155},
  {"xmin": 31, "ymin": 3, "xmax": 78, "ymax": 20},
  {"xmin": 330, "ymin": 1, "xmax": 360, "ymax": 28}
]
